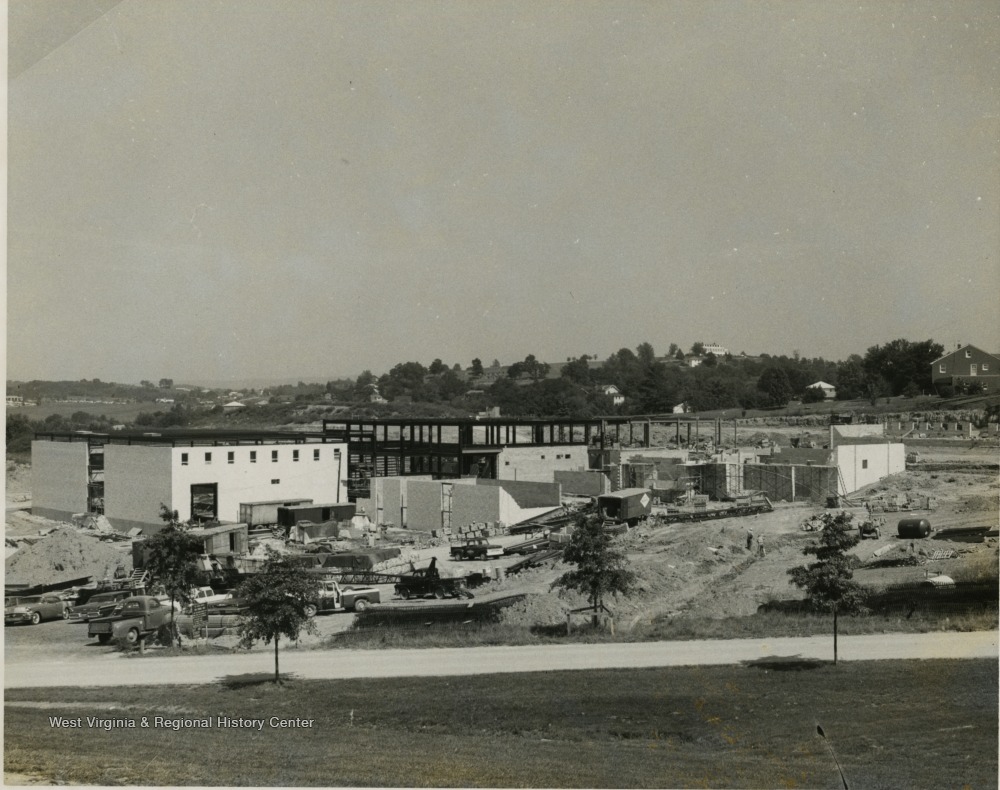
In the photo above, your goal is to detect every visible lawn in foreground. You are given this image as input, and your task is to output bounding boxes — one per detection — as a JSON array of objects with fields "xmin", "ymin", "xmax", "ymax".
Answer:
[{"xmin": 5, "ymin": 659, "xmax": 996, "ymax": 788}]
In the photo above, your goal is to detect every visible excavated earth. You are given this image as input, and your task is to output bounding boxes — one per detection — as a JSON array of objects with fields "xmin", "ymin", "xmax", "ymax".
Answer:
[{"xmin": 5, "ymin": 441, "xmax": 998, "ymax": 634}]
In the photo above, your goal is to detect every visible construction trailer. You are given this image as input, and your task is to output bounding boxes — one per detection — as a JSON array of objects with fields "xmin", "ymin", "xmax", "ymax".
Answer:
[
  {"xmin": 597, "ymin": 488, "xmax": 652, "ymax": 526},
  {"xmin": 239, "ymin": 499, "xmax": 314, "ymax": 528},
  {"xmin": 277, "ymin": 502, "xmax": 356, "ymax": 529}
]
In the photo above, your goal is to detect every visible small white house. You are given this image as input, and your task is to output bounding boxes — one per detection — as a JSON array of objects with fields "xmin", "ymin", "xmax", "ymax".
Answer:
[
  {"xmin": 222, "ymin": 401, "xmax": 246, "ymax": 413},
  {"xmin": 672, "ymin": 402, "xmax": 690, "ymax": 414},
  {"xmin": 598, "ymin": 384, "xmax": 625, "ymax": 406},
  {"xmin": 807, "ymin": 381, "xmax": 837, "ymax": 399}
]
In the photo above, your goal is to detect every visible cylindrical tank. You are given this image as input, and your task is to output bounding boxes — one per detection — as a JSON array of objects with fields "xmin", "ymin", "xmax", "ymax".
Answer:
[{"xmin": 897, "ymin": 518, "xmax": 932, "ymax": 538}]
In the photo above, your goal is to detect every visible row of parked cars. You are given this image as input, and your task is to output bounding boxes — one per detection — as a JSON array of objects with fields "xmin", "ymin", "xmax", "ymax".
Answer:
[{"xmin": 4, "ymin": 585, "xmax": 225, "ymax": 628}]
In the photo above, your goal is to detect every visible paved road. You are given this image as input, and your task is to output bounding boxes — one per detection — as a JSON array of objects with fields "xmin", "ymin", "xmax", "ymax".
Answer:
[{"xmin": 5, "ymin": 631, "xmax": 996, "ymax": 688}]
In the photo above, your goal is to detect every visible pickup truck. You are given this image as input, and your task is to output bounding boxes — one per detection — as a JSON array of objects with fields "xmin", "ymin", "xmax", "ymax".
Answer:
[
  {"xmin": 394, "ymin": 559, "xmax": 474, "ymax": 600},
  {"xmin": 304, "ymin": 580, "xmax": 381, "ymax": 616},
  {"xmin": 449, "ymin": 537, "xmax": 504, "ymax": 561},
  {"xmin": 189, "ymin": 586, "xmax": 230, "ymax": 606},
  {"xmin": 87, "ymin": 595, "xmax": 175, "ymax": 646}
]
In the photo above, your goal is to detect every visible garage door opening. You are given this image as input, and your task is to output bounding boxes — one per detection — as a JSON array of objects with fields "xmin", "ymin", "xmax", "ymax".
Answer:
[{"xmin": 190, "ymin": 483, "xmax": 218, "ymax": 523}]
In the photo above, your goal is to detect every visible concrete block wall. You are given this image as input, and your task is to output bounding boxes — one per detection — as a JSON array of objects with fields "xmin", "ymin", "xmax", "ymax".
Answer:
[
  {"xmin": 380, "ymin": 477, "xmax": 404, "ymax": 527},
  {"xmin": 104, "ymin": 444, "xmax": 173, "ymax": 531},
  {"xmin": 698, "ymin": 464, "xmax": 730, "ymax": 500},
  {"xmin": 31, "ymin": 440, "xmax": 90, "ymax": 522},
  {"xmin": 451, "ymin": 484, "xmax": 501, "ymax": 532},
  {"xmin": 497, "ymin": 445, "xmax": 584, "ymax": 483},
  {"xmin": 742, "ymin": 463, "xmax": 837, "ymax": 503},
  {"xmin": 406, "ymin": 480, "xmax": 446, "ymax": 532},
  {"xmin": 476, "ymin": 478, "xmax": 561, "ymax": 507},
  {"xmin": 790, "ymin": 465, "xmax": 839, "ymax": 501},
  {"xmin": 554, "ymin": 470, "xmax": 611, "ymax": 496}
]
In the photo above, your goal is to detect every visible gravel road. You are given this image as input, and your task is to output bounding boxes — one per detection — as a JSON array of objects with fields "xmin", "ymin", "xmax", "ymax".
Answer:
[{"xmin": 5, "ymin": 631, "xmax": 996, "ymax": 689}]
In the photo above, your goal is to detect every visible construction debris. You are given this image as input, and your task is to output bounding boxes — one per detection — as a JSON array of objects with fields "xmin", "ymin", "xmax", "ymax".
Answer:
[{"xmin": 5, "ymin": 526, "xmax": 133, "ymax": 589}]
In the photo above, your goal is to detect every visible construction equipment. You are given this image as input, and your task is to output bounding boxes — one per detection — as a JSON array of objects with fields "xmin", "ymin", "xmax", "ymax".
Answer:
[{"xmin": 858, "ymin": 517, "xmax": 884, "ymax": 539}]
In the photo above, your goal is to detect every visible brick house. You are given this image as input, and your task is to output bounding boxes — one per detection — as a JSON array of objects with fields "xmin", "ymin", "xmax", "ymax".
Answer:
[{"xmin": 931, "ymin": 344, "xmax": 1000, "ymax": 393}]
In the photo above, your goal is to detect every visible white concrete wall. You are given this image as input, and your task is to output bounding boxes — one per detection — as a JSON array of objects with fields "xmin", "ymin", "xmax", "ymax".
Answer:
[
  {"xmin": 169, "ymin": 442, "xmax": 346, "ymax": 523},
  {"xmin": 497, "ymin": 444, "xmax": 585, "ymax": 483},
  {"xmin": 31, "ymin": 440, "xmax": 90, "ymax": 520},
  {"xmin": 830, "ymin": 424, "xmax": 885, "ymax": 446},
  {"xmin": 834, "ymin": 443, "xmax": 906, "ymax": 494},
  {"xmin": 104, "ymin": 444, "xmax": 174, "ymax": 528}
]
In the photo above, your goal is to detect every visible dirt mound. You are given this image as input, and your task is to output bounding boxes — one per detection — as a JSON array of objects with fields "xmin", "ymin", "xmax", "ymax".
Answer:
[{"xmin": 5, "ymin": 527, "xmax": 133, "ymax": 587}]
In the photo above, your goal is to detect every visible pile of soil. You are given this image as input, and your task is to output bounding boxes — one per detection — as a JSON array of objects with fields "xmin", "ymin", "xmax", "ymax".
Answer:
[{"xmin": 5, "ymin": 526, "xmax": 133, "ymax": 587}]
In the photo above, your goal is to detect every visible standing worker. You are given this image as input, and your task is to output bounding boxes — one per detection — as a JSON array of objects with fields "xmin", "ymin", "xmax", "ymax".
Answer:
[{"xmin": 757, "ymin": 533, "xmax": 766, "ymax": 557}]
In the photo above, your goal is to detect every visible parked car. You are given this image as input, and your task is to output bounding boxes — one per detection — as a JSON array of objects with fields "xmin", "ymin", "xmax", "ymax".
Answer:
[
  {"xmin": 449, "ymin": 537, "xmax": 504, "ymax": 561},
  {"xmin": 68, "ymin": 590, "xmax": 134, "ymax": 623},
  {"xmin": 5, "ymin": 594, "xmax": 70, "ymax": 625}
]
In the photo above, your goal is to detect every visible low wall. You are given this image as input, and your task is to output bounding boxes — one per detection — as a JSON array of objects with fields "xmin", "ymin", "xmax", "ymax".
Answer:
[
  {"xmin": 476, "ymin": 478, "xmax": 561, "ymax": 507},
  {"xmin": 742, "ymin": 463, "xmax": 838, "ymax": 503},
  {"xmin": 554, "ymin": 470, "xmax": 611, "ymax": 496}
]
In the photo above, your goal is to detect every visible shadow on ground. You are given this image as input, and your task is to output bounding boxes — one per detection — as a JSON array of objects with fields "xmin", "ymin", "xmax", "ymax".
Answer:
[
  {"xmin": 219, "ymin": 673, "xmax": 301, "ymax": 689},
  {"xmin": 742, "ymin": 654, "xmax": 828, "ymax": 671}
]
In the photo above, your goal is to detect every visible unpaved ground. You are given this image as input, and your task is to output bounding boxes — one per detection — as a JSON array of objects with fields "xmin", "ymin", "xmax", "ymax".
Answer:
[
  {"xmin": 494, "ymin": 439, "xmax": 998, "ymax": 629},
  {"xmin": 6, "ymin": 440, "xmax": 997, "ymax": 641}
]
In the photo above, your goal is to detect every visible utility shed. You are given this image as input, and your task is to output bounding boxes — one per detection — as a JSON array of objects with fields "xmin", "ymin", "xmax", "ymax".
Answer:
[{"xmin": 187, "ymin": 523, "xmax": 249, "ymax": 556}]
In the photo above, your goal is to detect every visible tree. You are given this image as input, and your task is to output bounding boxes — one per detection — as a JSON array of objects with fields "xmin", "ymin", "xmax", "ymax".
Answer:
[
  {"xmin": 788, "ymin": 513, "xmax": 867, "ymax": 664},
  {"xmin": 667, "ymin": 343, "xmax": 679, "ymax": 357},
  {"xmin": 235, "ymin": 551, "xmax": 318, "ymax": 683},
  {"xmin": 554, "ymin": 515, "xmax": 635, "ymax": 617},
  {"xmin": 834, "ymin": 357, "xmax": 865, "ymax": 400},
  {"xmin": 428, "ymin": 358, "xmax": 446, "ymax": 376},
  {"xmin": 802, "ymin": 386, "xmax": 827, "ymax": 404},
  {"xmin": 143, "ymin": 507, "xmax": 205, "ymax": 647},
  {"xmin": 470, "ymin": 358, "xmax": 484, "ymax": 376},
  {"xmin": 757, "ymin": 367, "xmax": 792, "ymax": 408},
  {"xmin": 158, "ymin": 378, "xmax": 173, "ymax": 389},
  {"xmin": 636, "ymin": 342, "xmax": 656, "ymax": 368},
  {"xmin": 862, "ymin": 338, "xmax": 943, "ymax": 396},
  {"xmin": 690, "ymin": 341, "xmax": 705, "ymax": 356},
  {"xmin": 561, "ymin": 355, "xmax": 593, "ymax": 385}
]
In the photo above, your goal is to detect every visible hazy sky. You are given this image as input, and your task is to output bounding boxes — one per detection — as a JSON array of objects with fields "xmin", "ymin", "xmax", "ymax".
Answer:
[{"xmin": 7, "ymin": 0, "xmax": 999, "ymax": 384}]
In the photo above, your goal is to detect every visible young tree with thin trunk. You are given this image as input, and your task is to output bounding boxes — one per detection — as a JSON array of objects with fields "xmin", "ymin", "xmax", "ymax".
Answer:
[
  {"xmin": 235, "ymin": 551, "xmax": 318, "ymax": 683},
  {"xmin": 788, "ymin": 513, "xmax": 867, "ymax": 664},
  {"xmin": 143, "ymin": 505, "xmax": 204, "ymax": 647},
  {"xmin": 554, "ymin": 514, "xmax": 635, "ymax": 616}
]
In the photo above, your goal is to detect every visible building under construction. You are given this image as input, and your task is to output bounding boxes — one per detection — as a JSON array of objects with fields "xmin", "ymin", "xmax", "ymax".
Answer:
[{"xmin": 321, "ymin": 416, "xmax": 648, "ymax": 500}]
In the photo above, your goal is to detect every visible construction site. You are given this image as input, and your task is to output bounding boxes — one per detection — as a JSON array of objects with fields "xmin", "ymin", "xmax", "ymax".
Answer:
[{"xmin": 5, "ymin": 412, "xmax": 998, "ymax": 656}]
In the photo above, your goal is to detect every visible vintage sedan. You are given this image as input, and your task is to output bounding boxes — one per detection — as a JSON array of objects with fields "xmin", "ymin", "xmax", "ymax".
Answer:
[
  {"xmin": 68, "ymin": 590, "xmax": 134, "ymax": 623},
  {"xmin": 5, "ymin": 594, "xmax": 70, "ymax": 625}
]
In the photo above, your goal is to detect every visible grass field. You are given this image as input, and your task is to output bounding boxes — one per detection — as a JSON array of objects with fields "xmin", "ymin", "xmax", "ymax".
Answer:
[
  {"xmin": 11, "ymin": 401, "xmax": 157, "ymax": 422},
  {"xmin": 5, "ymin": 659, "xmax": 996, "ymax": 788}
]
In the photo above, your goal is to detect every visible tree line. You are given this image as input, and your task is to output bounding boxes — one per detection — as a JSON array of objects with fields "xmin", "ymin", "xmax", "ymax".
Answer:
[{"xmin": 329, "ymin": 337, "xmax": 947, "ymax": 416}]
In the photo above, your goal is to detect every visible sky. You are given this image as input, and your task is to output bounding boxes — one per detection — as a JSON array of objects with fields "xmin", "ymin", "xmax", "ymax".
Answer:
[{"xmin": 7, "ymin": 0, "xmax": 999, "ymax": 386}]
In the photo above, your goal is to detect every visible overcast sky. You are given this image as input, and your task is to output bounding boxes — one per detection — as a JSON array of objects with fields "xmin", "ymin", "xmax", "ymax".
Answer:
[{"xmin": 7, "ymin": 0, "xmax": 999, "ymax": 385}]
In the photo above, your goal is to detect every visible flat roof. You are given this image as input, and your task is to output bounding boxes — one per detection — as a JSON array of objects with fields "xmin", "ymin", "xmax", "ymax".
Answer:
[
  {"xmin": 34, "ymin": 429, "xmax": 341, "ymax": 447},
  {"xmin": 598, "ymin": 488, "xmax": 652, "ymax": 499}
]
